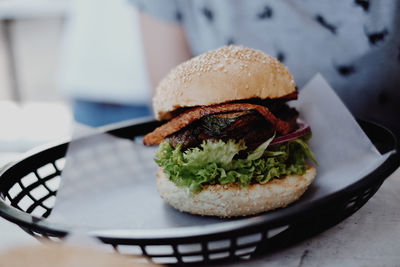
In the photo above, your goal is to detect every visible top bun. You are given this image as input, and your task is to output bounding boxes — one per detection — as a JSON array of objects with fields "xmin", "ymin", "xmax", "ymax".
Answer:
[{"xmin": 153, "ymin": 45, "xmax": 297, "ymax": 120}]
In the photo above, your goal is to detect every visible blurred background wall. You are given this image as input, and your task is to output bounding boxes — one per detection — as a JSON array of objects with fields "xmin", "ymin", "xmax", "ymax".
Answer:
[
  {"xmin": 0, "ymin": 1, "xmax": 66, "ymax": 102},
  {"xmin": 0, "ymin": 0, "xmax": 148, "ymax": 163}
]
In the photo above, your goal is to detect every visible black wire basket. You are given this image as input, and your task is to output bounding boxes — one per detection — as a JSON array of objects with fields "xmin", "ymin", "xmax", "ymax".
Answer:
[{"xmin": 0, "ymin": 118, "xmax": 398, "ymax": 265}]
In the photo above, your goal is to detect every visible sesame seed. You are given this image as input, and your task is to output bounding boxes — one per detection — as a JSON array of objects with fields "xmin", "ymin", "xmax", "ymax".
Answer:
[{"xmin": 156, "ymin": 45, "xmax": 291, "ymax": 100}]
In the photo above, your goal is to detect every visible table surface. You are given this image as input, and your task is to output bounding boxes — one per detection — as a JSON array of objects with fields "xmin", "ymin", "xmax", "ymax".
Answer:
[{"xmin": 0, "ymin": 155, "xmax": 399, "ymax": 267}]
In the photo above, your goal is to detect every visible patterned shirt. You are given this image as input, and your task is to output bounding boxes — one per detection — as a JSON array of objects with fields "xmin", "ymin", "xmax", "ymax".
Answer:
[{"xmin": 132, "ymin": 0, "xmax": 400, "ymax": 128}]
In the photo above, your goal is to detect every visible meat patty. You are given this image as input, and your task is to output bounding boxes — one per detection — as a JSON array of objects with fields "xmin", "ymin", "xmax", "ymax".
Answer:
[
  {"xmin": 168, "ymin": 111, "xmax": 274, "ymax": 150},
  {"xmin": 143, "ymin": 103, "xmax": 292, "ymax": 146},
  {"xmin": 167, "ymin": 106, "xmax": 298, "ymax": 151}
]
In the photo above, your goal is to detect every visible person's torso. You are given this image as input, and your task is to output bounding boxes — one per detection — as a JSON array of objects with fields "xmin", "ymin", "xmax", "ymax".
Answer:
[{"xmin": 176, "ymin": 0, "xmax": 400, "ymax": 127}]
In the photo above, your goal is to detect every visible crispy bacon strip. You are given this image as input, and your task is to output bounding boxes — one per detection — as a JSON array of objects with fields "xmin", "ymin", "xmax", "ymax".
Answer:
[{"xmin": 143, "ymin": 103, "xmax": 291, "ymax": 146}]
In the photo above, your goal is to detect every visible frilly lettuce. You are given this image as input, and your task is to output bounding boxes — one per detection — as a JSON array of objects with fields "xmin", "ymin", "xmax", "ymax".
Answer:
[{"xmin": 155, "ymin": 133, "xmax": 317, "ymax": 193}]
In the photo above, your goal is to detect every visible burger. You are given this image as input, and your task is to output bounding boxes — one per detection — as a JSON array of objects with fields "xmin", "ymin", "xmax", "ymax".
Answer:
[{"xmin": 143, "ymin": 45, "xmax": 317, "ymax": 217}]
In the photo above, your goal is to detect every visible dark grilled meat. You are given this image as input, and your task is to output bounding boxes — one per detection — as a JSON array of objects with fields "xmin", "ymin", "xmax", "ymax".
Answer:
[
  {"xmin": 143, "ymin": 103, "xmax": 292, "ymax": 146},
  {"xmin": 168, "ymin": 109, "xmax": 283, "ymax": 150},
  {"xmin": 270, "ymin": 104, "xmax": 299, "ymax": 131},
  {"xmin": 149, "ymin": 101, "xmax": 299, "ymax": 150}
]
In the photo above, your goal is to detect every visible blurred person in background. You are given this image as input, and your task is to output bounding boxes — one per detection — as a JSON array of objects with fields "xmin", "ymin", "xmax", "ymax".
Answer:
[
  {"xmin": 59, "ymin": 0, "xmax": 151, "ymax": 127},
  {"xmin": 132, "ymin": 0, "xmax": 400, "ymax": 132}
]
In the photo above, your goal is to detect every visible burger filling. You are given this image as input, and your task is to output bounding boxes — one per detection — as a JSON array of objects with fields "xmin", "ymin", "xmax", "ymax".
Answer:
[
  {"xmin": 168, "ymin": 103, "xmax": 298, "ymax": 151},
  {"xmin": 145, "ymin": 99, "xmax": 317, "ymax": 193}
]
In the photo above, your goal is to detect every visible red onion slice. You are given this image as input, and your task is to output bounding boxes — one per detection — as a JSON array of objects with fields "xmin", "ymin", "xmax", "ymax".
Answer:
[{"xmin": 270, "ymin": 119, "xmax": 311, "ymax": 145}]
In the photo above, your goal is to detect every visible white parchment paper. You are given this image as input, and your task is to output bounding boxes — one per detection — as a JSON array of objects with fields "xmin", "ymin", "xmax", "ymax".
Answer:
[
  {"xmin": 290, "ymin": 74, "xmax": 386, "ymax": 190},
  {"xmin": 48, "ymin": 74, "xmax": 389, "ymax": 230}
]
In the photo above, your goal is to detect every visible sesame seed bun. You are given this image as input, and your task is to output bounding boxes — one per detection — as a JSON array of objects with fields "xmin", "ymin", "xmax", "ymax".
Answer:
[
  {"xmin": 153, "ymin": 45, "xmax": 297, "ymax": 120},
  {"xmin": 157, "ymin": 166, "xmax": 316, "ymax": 218}
]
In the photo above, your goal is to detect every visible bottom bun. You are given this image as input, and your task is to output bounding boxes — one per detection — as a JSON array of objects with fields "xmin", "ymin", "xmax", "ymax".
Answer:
[{"xmin": 157, "ymin": 166, "xmax": 316, "ymax": 217}]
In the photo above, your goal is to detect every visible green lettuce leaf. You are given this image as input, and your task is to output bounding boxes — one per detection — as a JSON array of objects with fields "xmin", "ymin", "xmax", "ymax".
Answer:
[
  {"xmin": 246, "ymin": 132, "xmax": 276, "ymax": 161},
  {"xmin": 155, "ymin": 134, "xmax": 317, "ymax": 193}
]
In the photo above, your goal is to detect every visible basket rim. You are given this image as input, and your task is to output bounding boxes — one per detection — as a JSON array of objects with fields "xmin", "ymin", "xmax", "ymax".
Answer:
[{"xmin": 0, "ymin": 118, "xmax": 399, "ymax": 240}]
